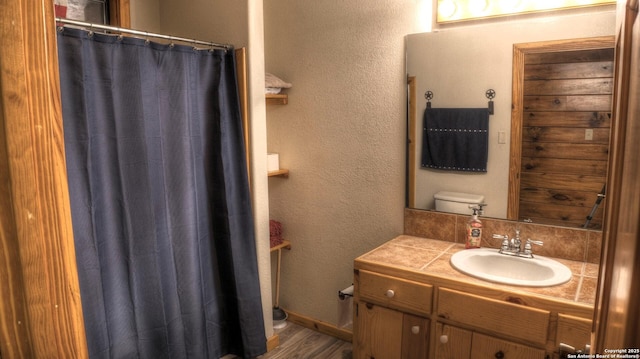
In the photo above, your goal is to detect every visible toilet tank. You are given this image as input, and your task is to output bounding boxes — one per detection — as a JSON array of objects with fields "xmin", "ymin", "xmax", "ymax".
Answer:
[{"xmin": 434, "ymin": 191, "xmax": 485, "ymax": 215}]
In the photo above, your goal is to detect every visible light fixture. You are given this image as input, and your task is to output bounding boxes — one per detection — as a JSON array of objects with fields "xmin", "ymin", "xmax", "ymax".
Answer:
[
  {"xmin": 469, "ymin": 0, "xmax": 489, "ymax": 15},
  {"xmin": 436, "ymin": 0, "xmax": 616, "ymax": 23},
  {"xmin": 438, "ymin": 0, "xmax": 458, "ymax": 19}
]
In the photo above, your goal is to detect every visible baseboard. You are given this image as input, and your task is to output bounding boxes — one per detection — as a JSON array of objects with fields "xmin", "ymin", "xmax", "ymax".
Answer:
[
  {"xmin": 283, "ymin": 309, "xmax": 353, "ymax": 343},
  {"xmin": 266, "ymin": 334, "xmax": 279, "ymax": 352}
]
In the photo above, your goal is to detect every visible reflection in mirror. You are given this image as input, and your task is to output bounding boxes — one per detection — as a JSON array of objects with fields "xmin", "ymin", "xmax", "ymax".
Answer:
[
  {"xmin": 507, "ymin": 38, "xmax": 614, "ymax": 230},
  {"xmin": 406, "ymin": 9, "xmax": 616, "ymax": 229}
]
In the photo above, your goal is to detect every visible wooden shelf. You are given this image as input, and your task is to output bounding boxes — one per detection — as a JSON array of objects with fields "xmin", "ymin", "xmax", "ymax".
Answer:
[
  {"xmin": 268, "ymin": 169, "xmax": 289, "ymax": 178},
  {"xmin": 270, "ymin": 239, "xmax": 292, "ymax": 252},
  {"xmin": 266, "ymin": 93, "xmax": 288, "ymax": 105}
]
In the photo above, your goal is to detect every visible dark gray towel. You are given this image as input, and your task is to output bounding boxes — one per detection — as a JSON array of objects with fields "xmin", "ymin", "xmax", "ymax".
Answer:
[{"xmin": 421, "ymin": 108, "xmax": 489, "ymax": 172}]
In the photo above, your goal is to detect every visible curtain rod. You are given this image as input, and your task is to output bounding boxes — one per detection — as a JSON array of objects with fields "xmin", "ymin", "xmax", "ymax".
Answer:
[{"xmin": 55, "ymin": 17, "xmax": 233, "ymax": 50}]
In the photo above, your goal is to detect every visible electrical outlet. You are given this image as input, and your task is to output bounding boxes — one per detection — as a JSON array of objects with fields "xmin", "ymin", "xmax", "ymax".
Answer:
[{"xmin": 585, "ymin": 129, "xmax": 594, "ymax": 141}]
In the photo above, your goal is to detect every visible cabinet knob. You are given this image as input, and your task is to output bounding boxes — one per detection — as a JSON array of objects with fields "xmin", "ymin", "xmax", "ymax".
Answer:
[
  {"xmin": 440, "ymin": 335, "xmax": 448, "ymax": 344},
  {"xmin": 495, "ymin": 350, "xmax": 505, "ymax": 358},
  {"xmin": 385, "ymin": 289, "xmax": 395, "ymax": 298},
  {"xmin": 411, "ymin": 325, "xmax": 420, "ymax": 334}
]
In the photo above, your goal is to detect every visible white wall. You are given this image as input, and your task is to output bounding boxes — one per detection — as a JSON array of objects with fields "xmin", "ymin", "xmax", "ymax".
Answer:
[
  {"xmin": 408, "ymin": 9, "xmax": 617, "ymax": 219},
  {"xmin": 263, "ymin": 1, "xmax": 419, "ymax": 326}
]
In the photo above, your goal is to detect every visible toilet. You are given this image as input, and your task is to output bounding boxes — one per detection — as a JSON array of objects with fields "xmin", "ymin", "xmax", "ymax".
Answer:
[{"xmin": 434, "ymin": 191, "xmax": 485, "ymax": 215}]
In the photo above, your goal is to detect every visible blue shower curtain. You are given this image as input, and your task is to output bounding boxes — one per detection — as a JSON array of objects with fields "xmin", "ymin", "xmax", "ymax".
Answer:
[{"xmin": 57, "ymin": 28, "xmax": 266, "ymax": 358}]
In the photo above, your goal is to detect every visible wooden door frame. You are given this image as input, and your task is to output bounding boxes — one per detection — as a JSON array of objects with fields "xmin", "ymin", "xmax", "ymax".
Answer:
[
  {"xmin": 0, "ymin": 0, "xmax": 129, "ymax": 357},
  {"xmin": 0, "ymin": 0, "xmax": 88, "ymax": 357},
  {"xmin": 407, "ymin": 76, "xmax": 417, "ymax": 208},
  {"xmin": 507, "ymin": 36, "xmax": 616, "ymax": 221},
  {"xmin": 593, "ymin": 0, "xmax": 640, "ymax": 350},
  {"xmin": 109, "ymin": 0, "xmax": 131, "ymax": 27}
]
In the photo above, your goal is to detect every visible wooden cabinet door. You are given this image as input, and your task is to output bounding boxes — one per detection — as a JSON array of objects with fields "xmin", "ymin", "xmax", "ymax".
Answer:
[
  {"xmin": 556, "ymin": 314, "xmax": 592, "ymax": 353},
  {"xmin": 471, "ymin": 332, "xmax": 546, "ymax": 359},
  {"xmin": 401, "ymin": 314, "xmax": 430, "ymax": 359},
  {"xmin": 434, "ymin": 323, "xmax": 472, "ymax": 359},
  {"xmin": 354, "ymin": 303, "xmax": 403, "ymax": 359}
]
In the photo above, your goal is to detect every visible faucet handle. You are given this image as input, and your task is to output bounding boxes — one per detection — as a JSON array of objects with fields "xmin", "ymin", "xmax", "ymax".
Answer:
[{"xmin": 523, "ymin": 239, "xmax": 543, "ymax": 257}]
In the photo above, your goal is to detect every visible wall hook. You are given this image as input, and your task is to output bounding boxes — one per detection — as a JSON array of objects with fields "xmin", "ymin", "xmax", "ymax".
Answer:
[
  {"xmin": 425, "ymin": 90, "xmax": 434, "ymax": 109},
  {"xmin": 486, "ymin": 89, "xmax": 496, "ymax": 115}
]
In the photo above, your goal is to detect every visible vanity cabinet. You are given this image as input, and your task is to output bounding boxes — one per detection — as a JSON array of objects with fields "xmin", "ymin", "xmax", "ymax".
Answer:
[
  {"xmin": 355, "ymin": 277, "xmax": 549, "ymax": 359},
  {"xmin": 556, "ymin": 314, "xmax": 592, "ymax": 354},
  {"xmin": 354, "ymin": 270, "xmax": 432, "ymax": 359},
  {"xmin": 355, "ymin": 304, "xmax": 429, "ymax": 359},
  {"xmin": 437, "ymin": 288, "xmax": 550, "ymax": 347},
  {"xmin": 353, "ymin": 238, "xmax": 595, "ymax": 359},
  {"xmin": 434, "ymin": 323, "xmax": 472, "ymax": 358},
  {"xmin": 435, "ymin": 323, "xmax": 545, "ymax": 358},
  {"xmin": 353, "ymin": 235, "xmax": 594, "ymax": 359}
]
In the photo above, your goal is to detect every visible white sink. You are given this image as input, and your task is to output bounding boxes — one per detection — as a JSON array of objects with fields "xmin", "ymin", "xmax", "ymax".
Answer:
[{"xmin": 450, "ymin": 248, "xmax": 572, "ymax": 287}]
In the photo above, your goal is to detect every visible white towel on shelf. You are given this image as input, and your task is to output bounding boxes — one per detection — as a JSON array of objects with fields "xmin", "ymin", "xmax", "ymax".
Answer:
[{"xmin": 265, "ymin": 73, "xmax": 292, "ymax": 89}]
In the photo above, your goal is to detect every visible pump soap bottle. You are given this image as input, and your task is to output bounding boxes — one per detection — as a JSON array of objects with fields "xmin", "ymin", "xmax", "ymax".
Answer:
[{"xmin": 465, "ymin": 206, "xmax": 483, "ymax": 249}]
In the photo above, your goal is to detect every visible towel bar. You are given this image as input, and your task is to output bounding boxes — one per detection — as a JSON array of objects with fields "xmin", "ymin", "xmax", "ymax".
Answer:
[{"xmin": 424, "ymin": 89, "xmax": 496, "ymax": 115}]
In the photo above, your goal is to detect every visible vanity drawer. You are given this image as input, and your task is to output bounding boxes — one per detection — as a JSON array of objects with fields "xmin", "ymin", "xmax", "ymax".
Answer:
[
  {"xmin": 437, "ymin": 287, "xmax": 550, "ymax": 346},
  {"xmin": 358, "ymin": 270, "xmax": 433, "ymax": 315}
]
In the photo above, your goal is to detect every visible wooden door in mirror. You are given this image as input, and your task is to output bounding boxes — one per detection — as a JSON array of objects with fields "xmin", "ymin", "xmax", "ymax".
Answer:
[{"xmin": 508, "ymin": 36, "xmax": 615, "ymax": 229}]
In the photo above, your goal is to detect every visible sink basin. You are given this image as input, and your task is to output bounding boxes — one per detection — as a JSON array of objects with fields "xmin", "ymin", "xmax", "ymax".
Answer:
[{"xmin": 450, "ymin": 248, "xmax": 572, "ymax": 287}]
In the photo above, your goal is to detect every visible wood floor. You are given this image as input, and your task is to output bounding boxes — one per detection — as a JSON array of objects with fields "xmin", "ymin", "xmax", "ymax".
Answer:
[{"xmin": 226, "ymin": 321, "xmax": 353, "ymax": 359}]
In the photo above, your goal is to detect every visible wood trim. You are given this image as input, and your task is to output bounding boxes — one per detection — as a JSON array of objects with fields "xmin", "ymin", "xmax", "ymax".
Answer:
[
  {"xmin": 0, "ymin": 55, "xmax": 34, "ymax": 359},
  {"xmin": 507, "ymin": 45, "xmax": 525, "ymax": 220},
  {"xmin": 0, "ymin": 0, "xmax": 88, "ymax": 358},
  {"xmin": 109, "ymin": 0, "xmax": 131, "ymax": 27},
  {"xmin": 235, "ymin": 48, "xmax": 251, "ymax": 185},
  {"xmin": 266, "ymin": 94, "xmax": 288, "ymax": 105},
  {"xmin": 594, "ymin": 0, "xmax": 640, "ymax": 350},
  {"xmin": 266, "ymin": 334, "xmax": 280, "ymax": 352},
  {"xmin": 284, "ymin": 309, "xmax": 353, "ymax": 343},
  {"xmin": 407, "ymin": 76, "xmax": 417, "ymax": 208},
  {"xmin": 507, "ymin": 36, "xmax": 615, "ymax": 221}
]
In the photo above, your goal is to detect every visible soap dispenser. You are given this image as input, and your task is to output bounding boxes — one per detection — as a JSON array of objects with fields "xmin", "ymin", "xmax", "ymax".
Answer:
[{"xmin": 465, "ymin": 206, "xmax": 483, "ymax": 249}]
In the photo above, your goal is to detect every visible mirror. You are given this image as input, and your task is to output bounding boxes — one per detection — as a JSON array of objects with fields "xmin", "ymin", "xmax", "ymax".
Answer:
[{"xmin": 406, "ymin": 10, "xmax": 616, "ymax": 229}]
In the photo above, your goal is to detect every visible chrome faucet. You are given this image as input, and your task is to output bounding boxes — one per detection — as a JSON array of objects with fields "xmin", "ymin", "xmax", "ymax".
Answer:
[
  {"xmin": 511, "ymin": 229, "xmax": 522, "ymax": 253},
  {"xmin": 493, "ymin": 229, "xmax": 543, "ymax": 258}
]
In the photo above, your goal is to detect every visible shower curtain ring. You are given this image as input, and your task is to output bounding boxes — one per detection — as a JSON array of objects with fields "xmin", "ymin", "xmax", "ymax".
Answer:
[{"xmin": 86, "ymin": 23, "xmax": 95, "ymax": 38}]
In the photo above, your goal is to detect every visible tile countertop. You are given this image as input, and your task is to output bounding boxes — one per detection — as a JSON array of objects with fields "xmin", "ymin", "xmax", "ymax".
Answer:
[{"xmin": 355, "ymin": 235, "xmax": 599, "ymax": 307}]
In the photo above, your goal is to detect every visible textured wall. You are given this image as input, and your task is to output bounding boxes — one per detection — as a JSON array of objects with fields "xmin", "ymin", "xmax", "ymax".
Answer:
[
  {"xmin": 263, "ymin": 1, "xmax": 418, "ymax": 325},
  {"xmin": 130, "ymin": 0, "xmax": 160, "ymax": 32}
]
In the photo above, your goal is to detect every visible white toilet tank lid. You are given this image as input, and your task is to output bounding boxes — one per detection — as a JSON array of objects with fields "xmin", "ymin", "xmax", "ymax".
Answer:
[{"xmin": 434, "ymin": 191, "xmax": 485, "ymax": 203}]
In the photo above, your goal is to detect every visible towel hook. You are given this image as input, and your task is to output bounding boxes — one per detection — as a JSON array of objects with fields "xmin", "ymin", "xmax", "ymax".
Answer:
[
  {"xmin": 486, "ymin": 89, "xmax": 496, "ymax": 115},
  {"xmin": 425, "ymin": 90, "xmax": 434, "ymax": 109}
]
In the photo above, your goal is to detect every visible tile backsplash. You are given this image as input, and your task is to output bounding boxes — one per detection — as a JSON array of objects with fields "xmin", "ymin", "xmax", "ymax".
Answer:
[{"xmin": 404, "ymin": 208, "xmax": 602, "ymax": 263}]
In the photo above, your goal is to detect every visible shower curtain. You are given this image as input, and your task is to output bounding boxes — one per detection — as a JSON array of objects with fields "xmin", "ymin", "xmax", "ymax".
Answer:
[{"xmin": 57, "ymin": 27, "xmax": 266, "ymax": 358}]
